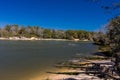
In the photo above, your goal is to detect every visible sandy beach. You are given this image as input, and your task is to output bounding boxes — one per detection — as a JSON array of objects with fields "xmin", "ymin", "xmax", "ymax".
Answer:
[{"xmin": 0, "ymin": 37, "xmax": 70, "ymax": 41}]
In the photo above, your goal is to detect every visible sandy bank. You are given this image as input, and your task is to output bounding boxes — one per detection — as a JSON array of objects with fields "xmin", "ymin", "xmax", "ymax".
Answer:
[
  {"xmin": 0, "ymin": 37, "xmax": 90, "ymax": 41},
  {"xmin": 0, "ymin": 37, "xmax": 68, "ymax": 41}
]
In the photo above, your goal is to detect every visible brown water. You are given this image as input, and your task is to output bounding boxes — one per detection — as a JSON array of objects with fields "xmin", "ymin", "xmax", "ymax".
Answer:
[{"xmin": 0, "ymin": 40, "xmax": 98, "ymax": 80}]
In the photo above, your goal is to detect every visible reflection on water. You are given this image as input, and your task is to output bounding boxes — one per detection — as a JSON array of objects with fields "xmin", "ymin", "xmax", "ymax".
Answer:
[{"xmin": 0, "ymin": 40, "xmax": 98, "ymax": 80}]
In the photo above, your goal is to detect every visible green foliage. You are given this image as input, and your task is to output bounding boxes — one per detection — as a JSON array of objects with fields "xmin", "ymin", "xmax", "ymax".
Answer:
[
  {"xmin": 65, "ymin": 30, "xmax": 93, "ymax": 40},
  {"xmin": 66, "ymin": 30, "xmax": 77, "ymax": 40},
  {"xmin": 43, "ymin": 29, "xmax": 52, "ymax": 38},
  {"xmin": 0, "ymin": 24, "xmax": 95, "ymax": 40}
]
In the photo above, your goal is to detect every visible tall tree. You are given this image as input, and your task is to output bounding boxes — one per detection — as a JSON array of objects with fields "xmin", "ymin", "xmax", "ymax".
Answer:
[
  {"xmin": 43, "ymin": 29, "xmax": 52, "ymax": 38},
  {"xmin": 107, "ymin": 16, "xmax": 120, "ymax": 53}
]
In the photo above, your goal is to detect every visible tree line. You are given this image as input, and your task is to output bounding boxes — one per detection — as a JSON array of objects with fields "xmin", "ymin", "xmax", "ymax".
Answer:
[
  {"xmin": 93, "ymin": 16, "xmax": 120, "ymax": 55},
  {"xmin": 0, "ymin": 25, "xmax": 95, "ymax": 40}
]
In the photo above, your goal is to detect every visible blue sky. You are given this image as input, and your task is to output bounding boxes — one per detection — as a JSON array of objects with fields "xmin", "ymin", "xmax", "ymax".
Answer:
[{"xmin": 0, "ymin": 0, "xmax": 118, "ymax": 31}]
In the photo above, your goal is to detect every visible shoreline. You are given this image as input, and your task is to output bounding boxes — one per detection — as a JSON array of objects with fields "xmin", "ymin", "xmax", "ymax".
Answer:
[
  {"xmin": 0, "ymin": 37, "xmax": 90, "ymax": 41},
  {"xmin": 41, "ymin": 54, "xmax": 111, "ymax": 80},
  {"xmin": 30, "ymin": 68, "xmax": 101, "ymax": 80}
]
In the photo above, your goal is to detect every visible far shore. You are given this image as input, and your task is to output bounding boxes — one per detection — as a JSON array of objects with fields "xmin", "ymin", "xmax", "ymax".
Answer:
[{"xmin": 0, "ymin": 37, "xmax": 90, "ymax": 41}]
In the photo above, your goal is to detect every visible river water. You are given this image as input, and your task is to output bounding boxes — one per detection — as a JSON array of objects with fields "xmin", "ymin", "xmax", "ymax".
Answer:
[{"xmin": 0, "ymin": 40, "xmax": 98, "ymax": 80}]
